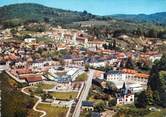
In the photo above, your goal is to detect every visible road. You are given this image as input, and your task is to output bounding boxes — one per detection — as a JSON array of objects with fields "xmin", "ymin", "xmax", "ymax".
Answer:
[
  {"xmin": 72, "ymin": 69, "xmax": 94, "ymax": 117},
  {"xmin": 21, "ymin": 86, "xmax": 47, "ymax": 117}
]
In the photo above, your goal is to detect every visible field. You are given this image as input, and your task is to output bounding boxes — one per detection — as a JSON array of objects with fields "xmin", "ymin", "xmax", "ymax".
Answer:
[
  {"xmin": 144, "ymin": 109, "xmax": 166, "ymax": 117},
  {"xmin": 75, "ymin": 73, "xmax": 88, "ymax": 81},
  {"xmin": 37, "ymin": 103, "xmax": 68, "ymax": 117},
  {"xmin": 50, "ymin": 92, "xmax": 78, "ymax": 100},
  {"xmin": 36, "ymin": 83, "xmax": 55, "ymax": 89}
]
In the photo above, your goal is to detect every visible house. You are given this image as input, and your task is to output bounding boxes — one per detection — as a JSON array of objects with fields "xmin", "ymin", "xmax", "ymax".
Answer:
[
  {"xmin": 94, "ymin": 70, "xmax": 104, "ymax": 79},
  {"xmin": 0, "ymin": 61, "xmax": 9, "ymax": 71},
  {"xmin": 24, "ymin": 76, "xmax": 43, "ymax": 85},
  {"xmin": 116, "ymin": 83, "xmax": 134, "ymax": 105},
  {"xmin": 15, "ymin": 61, "xmax": 27, "ymax": 68},
  {"xmin": 72, "ymin": 57, "xmax": 84, "ymax": 65},
  {"xmin": 88, "ymin": 40, "xmax": 107, "ymax": 50},
  {"xmin": 15, "ymin": 68, "xmax": 32, "ymax": 75},
  {"xmin": 106, "ymin": 70, "xmax": 125, "ymax": 81},
  {"xmin": 32, "ymin": 60, "xmax": 45, "ymax": 69},
  {"xmin": 64, "ymin": 55, "xmax": 73, "ymax": 66},
  {"xmin": 82, "ymin": 101, "xmax": 94, "ymax": 111},
  {"xmin": 106, "ymin": 69, "xmax": 149, "ymax": 84},
  {"xmin": 24, "ymin": 38, "xmax": 36, "ymax": 43}
]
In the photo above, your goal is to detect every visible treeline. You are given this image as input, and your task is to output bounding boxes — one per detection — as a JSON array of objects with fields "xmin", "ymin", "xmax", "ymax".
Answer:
[{"xmin": 87, "ymin": 25, "xmax": 166, "ymax": 40}]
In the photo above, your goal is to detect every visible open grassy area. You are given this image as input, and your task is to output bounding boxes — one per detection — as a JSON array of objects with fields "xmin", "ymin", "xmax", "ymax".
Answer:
[
  {"xmin": 0, "ymin": 72, "xmax": 40, "ymax": 117},
  {"xmin": 75, "ymin": 73, "xmax": 88, "ymax": 81},
  {"xmin": 50, "ymin": 92, "xmax": 78, "ymax": 100},
  {"xmin": 27, "ymin": 110, "xmax": 42, "ymax": 117},
  {"xmin": 144, "ymin": 109, "xmax": 166, "ymax": 117},
  {"xmin": 36, "ymin": 83, "xmax": 55, "ymax": 89},
  {"xmin": 37, "ymin": 103, "xmax": 68, "ymax": 117}
]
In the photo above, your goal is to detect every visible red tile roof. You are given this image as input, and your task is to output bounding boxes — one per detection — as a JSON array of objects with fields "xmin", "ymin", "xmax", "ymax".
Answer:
[
  {"xmin": 135, "ymin": 73, "xmax": 149, "ymax": 79},
  {"xmin": 122, "ymin": 68, "xmax": 137, "ymax": 74},
  {"xmin": 25, "ymin": 76, "xmax": 42, "ymax": 83}
]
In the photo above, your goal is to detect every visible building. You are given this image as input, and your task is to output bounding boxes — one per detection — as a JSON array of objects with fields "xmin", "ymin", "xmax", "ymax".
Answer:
[
  {"xmin": 106, "ymin": 69, "xmax": 149, "ymax": 84},
  {"xmin": 24, "ymin": 38, "xmax": 36, "ymax": 43},
  {"xmin": 82, "ymin": 101, "xmax": 94, "ymax": 111},
  {"xmin": 32, "ymin": 60, "xmax": 45, "ymax": 69},
  {"xmin": 66, "ymin": 68, "xmax": 83, "ymax": 81},
  {"xmin": 24, "ymin": 76, "xmax": 43, "ymax": 85},
  {"xmin": 0, "ymin": 61, "xmax": 9, "ymax": 71},
  {"xmin": 116, "ymin": 83, "xmax": 134, "ymax": 105},
  {"xmin": 88, "ymin": 40, "xmax": 107, "ymax": 50},
  {"xmin": 105, "ymin": 69, "xmax": 149, "ymax": 92}
]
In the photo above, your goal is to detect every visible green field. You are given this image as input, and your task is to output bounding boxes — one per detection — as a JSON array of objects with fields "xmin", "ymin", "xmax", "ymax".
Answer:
[
  {"xmin": 75, "ymin": 73, "xmax": 88, "ymax": 81},
  {"xmin": 36, "ymin": 83, "xmax": 55, "ymax": 89},
  {"xmin": 144, "ymin": 109, "xmax": 166, "ymax": 117},
  {"xmin": 50, "ymin": 92, "xmax": 78, "ymax": 100},
  {"xmin": 37, "ymin": 103, "xmax": 68, "ymax": 117}
]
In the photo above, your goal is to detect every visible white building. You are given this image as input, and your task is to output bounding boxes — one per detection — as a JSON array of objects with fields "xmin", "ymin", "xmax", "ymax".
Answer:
[
  {"xmin": 24, "ymin": 38, "xmax": 36, "ymax": 43},
  {"xmin": 116, "ymin": 83, "xmax": 135, "ymax": 105},
  {"xmin": 0, "ymin": 61, "xmax": 9, "ymax": 71},
  {"xmin": 66, "ymin": 68, "xmax": 83, "ymax": 81},
  {"xmin": 106, "ymin": 69, "xmax": 149, "ymax": 92}
]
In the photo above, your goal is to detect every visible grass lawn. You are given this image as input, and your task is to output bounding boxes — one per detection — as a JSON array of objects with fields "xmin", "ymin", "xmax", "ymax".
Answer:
[
  {"xmin": 37, "ymin": 103, "xmax": 68, "ymax": 117},
  {"xmin": 51, "ymin": 92, "xmax": 78, "ymax": 100},
  {"xmin": 27, "ymin": 110, "xmax": 42, "ymax": 117},
  {"xmin": 36, "ymin": 83, "xmax": 55, "ymax": 89},
  {"xmin": 144, "ymin": 109, "xmax": 166, "ymax": 117},
  {"xmin": 75, "ymin": 73, "xmax": 88, "ymax": 81}
]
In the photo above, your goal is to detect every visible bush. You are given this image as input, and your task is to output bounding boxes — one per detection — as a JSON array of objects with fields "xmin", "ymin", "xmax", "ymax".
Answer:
[{"xmin": 108, "ymin": 99, "xmax": 117, "ymax": 107}]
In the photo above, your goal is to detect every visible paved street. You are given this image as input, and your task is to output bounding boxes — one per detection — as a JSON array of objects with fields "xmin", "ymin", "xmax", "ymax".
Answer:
[{"xmin": 72, "ymin": 69, "xmax": 94, "ymax": 117}]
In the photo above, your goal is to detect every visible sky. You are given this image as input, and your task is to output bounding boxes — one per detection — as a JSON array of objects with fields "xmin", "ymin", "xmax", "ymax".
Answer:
[{"xmin": 0, "ymin": 0, "xmax": 166, "ymax": 15}]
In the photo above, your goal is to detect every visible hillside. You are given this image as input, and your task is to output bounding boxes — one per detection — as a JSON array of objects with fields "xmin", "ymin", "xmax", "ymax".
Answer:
[
  {"xmin": 0, "ymin": 3, "xmax": 98, "ymax": 26},
  {"xmin": 111, "ymin": 12, "xmax": 166, "ymax": 25},
  {"xmin": 0, "ymin": 3, "xmax": 166, "ymax": 41}
]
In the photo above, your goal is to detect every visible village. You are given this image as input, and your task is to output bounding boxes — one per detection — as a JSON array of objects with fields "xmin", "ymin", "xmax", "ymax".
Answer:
[{"xmin": 0, "ymin": 24, "xmax": 164, "ymax": 117}]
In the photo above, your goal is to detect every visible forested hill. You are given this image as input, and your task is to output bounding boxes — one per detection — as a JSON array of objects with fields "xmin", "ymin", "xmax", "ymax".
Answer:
[
  {"xmin": 0, "ymin": 3, "xmax": 101, "ymax": 25},
  {"xmin": 1, "ymin": 3, "xmax": 166, "ymax": 27},
  {"xmin": 111, "ymin": 12, "xmax": 166, "ymax": 26}
]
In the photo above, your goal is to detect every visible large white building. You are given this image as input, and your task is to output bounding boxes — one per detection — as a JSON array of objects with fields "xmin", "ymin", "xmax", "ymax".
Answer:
[
  {"xmin": 106, "ymin": 69, "xmax": 149, "ymax": 92},
  {"xmin": 106, "ymin": 69, "xmax": 149, "ymax": 84}
]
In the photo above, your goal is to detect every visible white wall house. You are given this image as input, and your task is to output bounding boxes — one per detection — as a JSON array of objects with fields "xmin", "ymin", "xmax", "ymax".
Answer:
[
  {"xmin": 117, "ymin": 94, "xmax": 134, "ymax": 105},
  {"xmin": 24, "ymin": 38, "xmax": 36, "ymax": 43},
  {"xmin": 106, "ymin": 69, "xmax": 149, "ymax": 84},
  {"xmin": 0, "ymin": 61, "xmax": 9, "ymax": 71}
]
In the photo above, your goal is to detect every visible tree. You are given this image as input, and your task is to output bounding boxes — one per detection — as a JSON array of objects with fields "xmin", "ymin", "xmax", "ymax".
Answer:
[
  {"xmin": 145, "ymin": 86, "xmax": 153, "ymax": 105},
  {"xmin": 94, "ymin": 101, "xmax": 106, "ymax": 112},
  {"xmin": 14, "ymin": 110, "xmax": 27, "ymax": 117},
  {"xmin": 158, "ymin": 71, "xmax": 166, "ymax": 107},
  {"xmin": 85, "ymin": 64, "xmax": 89, "ymax": 72},
  {"xmin": 41, "ymin": 93, "xmax": 47, "ymax": 101},
  {"xmin": 59, "ymin": 58, "xmax": 65, "ymax": 66},
  {"xmin": 108, "ymin": 99, "xmax": 117, "ymax": 107},
  {"xmin": 148, "ymin": 29, "xmax": 158, "ymax": 38},
  {"xmin": 125, "ymin": 57, "xmax": 135, "ymax": 69},
  {"xmin": 147, "ymin": 54, "xmax": 166, "ymax": 107},
  {"xmin": 135, "ymin": 91, "xmax": 147, "ymax": 108},
  {"xmin": 103, "ymin": 44, "xmax": 108, "ymax": 49}
]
